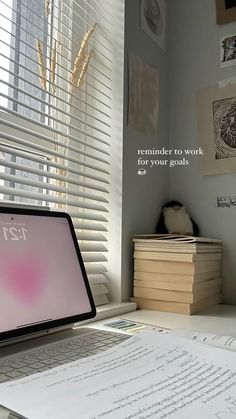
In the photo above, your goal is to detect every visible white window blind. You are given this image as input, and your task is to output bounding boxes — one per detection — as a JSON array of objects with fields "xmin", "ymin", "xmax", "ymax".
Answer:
[{"xmin": 0, "ymin": 0, "xmax": 117, "ymax": 300}]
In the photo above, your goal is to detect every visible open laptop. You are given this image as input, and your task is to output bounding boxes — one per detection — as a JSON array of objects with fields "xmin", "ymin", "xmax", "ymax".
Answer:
[{"xmin": 0, "ymin": 207, "xmax": 129, "ymax": 386}]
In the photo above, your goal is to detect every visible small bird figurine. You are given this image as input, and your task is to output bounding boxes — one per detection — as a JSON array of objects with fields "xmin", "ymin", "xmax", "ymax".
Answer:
[{"xmin": 155, "ymin": 200, "xmax": 199, "ymax": 236}]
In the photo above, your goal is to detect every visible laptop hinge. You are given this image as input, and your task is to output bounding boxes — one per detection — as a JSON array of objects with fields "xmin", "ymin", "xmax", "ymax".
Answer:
[{"xmin": 0, "ymin": 324, "xmax": 74, "ymax": 348}]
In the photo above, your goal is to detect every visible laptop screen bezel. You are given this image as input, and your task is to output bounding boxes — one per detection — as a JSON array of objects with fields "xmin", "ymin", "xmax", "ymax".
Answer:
[{"xmin": 0, "ymin": 207, "xmax": 96, "ymax": 342}]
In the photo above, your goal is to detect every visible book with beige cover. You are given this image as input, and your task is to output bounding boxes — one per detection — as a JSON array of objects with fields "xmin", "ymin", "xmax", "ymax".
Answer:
[
  {"xmin": 133, "ymin": 234, "xmax": 221, "ymax": 243},
  {"xmin": 134, "ymin": 270, "xmax": 221, "ymax": 283},
  {"xmin": 133, "ymin": 278, "xmax": 221, "ymax": 292},
  {"xmin": 130, "ymin": 294, "xmax": 222, "ymax": 315},
  {"xmin": 134, "ymin": 244, "xmax": 222, "ymax": 253},
  {"xmin": 134, "ymin": 251, "xmax": 222, "ymax": 262},
  {"xmin": 133, "ymin": 285, "xmax": 221, "ymax": 304},
  {"xmin": 133, "ymin": 234, "xmax": 222, "ymax": 254},
  {"xmin": 134, "ymin": 259, "xmax": 221, "ymax": 275}
]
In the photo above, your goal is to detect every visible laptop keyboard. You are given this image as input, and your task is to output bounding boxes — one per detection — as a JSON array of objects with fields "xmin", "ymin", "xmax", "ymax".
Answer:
[{"xmin": 0, "ymin": 330, "xmax": 129, "ymax": 383}]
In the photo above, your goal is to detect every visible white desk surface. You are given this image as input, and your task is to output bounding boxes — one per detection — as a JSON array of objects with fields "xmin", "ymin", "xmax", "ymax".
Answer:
[{"xmin": 90, "ymin": 304, "xmax": 236, "ymax": 336}]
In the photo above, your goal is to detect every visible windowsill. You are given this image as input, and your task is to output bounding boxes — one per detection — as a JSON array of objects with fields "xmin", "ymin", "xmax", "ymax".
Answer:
[
  {"xmin": 76, "ymin": 302, "xmax": 137, "ymax": 326},
  {"xmin": 96, "ymin": 302, "xmax": 137, "ymax": 319}
]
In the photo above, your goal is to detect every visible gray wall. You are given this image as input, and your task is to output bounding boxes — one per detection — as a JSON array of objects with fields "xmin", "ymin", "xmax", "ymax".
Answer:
[
  {"xmin": 168, "ymin": 0, "xmax": 236, "ymax": 304},
  {"xmin": 121, "ymin": 0, "xmax": 169, "ymax": 301}
]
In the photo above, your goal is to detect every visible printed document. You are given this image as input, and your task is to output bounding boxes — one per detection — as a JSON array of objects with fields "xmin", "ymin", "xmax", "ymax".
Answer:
[
  {"xmin": 1, "ymin": 331, "xmax": 236, "ymax": 419},
  {"xmin": 170, "ymin": 328, "xmax": 236, "ymax": 352}
]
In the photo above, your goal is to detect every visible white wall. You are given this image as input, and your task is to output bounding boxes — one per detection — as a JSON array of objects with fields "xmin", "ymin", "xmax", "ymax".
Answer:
[
  {"xmin": 121, "ymin": 0, "xmax": 169, "ymax": 301},
  {"xmin": 168, "ymin": 0, "xmax": 236, "ymax": 304}
]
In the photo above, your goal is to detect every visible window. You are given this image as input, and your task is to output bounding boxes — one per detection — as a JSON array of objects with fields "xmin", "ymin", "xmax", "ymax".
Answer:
[{"xmin": 0, "ymin": 0, "xmax": 125, "ymax": 305}]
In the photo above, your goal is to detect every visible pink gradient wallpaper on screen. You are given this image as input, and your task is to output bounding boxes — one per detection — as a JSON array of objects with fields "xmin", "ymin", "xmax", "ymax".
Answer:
[
  {"xmin": 1, "ymin": 250, "xmax": 46, "ymax": 304},
  {"xmin": 0, "ymin": 214, "xmax": 92, "ymax": 333}
]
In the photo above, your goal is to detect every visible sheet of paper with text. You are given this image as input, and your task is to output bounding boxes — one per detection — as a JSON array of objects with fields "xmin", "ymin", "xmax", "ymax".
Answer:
[{"xmin": 0, "ymin": 331, "xmax": 236, "ymax": 419}]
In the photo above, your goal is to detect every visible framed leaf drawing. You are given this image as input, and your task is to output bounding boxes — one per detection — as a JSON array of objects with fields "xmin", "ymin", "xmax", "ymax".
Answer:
[{"xmin": 196, "ymin": 83, "xmax": 236, "ymax": 175}]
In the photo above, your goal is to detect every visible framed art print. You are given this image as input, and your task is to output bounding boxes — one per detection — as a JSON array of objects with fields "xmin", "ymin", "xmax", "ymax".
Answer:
[
  {"xmin": 216, "ymin": 0, "xmax": 236, "ymax": 24},
  {"xmin": 128, "ymin": 54, "xmax": 159, "ymax": 136},
  {"xmin": 140, "ymin": 0, "xmax": 166, "ymax": 50},
  {"xmin": 196, "ymin": 83, "xmax": 236, "ymax": 175},
  {"xmin": 220, "ymin": 34, "xmax": 236, "ymax": 68}
]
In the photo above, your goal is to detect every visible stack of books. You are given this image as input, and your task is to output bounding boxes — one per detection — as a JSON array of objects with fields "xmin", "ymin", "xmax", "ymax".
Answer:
[{"xmin": 130, "ymin": 235, "xmax": 223, "ymax": 314}]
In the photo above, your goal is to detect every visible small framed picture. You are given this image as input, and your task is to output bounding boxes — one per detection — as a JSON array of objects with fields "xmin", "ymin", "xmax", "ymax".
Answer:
[
  {"xmin": 220, "ymin": 34, "xmax": 236, "ymax": 68},
  {"xmin": 216, "ymin": 0, "xmax": 236, "ymax": 24}
]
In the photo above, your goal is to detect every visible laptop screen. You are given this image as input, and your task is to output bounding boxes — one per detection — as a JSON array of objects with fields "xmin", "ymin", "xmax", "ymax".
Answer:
[{"xmin": 0, "ymin": 208, "xmax": 96, "ymax": 340}]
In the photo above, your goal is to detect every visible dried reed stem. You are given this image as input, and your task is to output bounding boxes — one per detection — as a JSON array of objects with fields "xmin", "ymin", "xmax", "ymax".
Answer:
[
  {"xmin": 36, "ymin": 39, "xmax": 47, "ymax": 90},
  {"xmin": 77, "ymin": 50, "xmax": 93, "ymax": 88},
  {"xmin": 44, "ymin": 0, "xmax": 50, "ymax": 17},
  {"xmin": 50, "ymin": 38, "xmax": 57, "ymax": 94}
]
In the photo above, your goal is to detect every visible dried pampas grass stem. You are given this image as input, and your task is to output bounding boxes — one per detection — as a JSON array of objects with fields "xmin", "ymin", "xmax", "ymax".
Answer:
[
  {"xmin": 77, "ymin": 50, "xmax": 93, "ymax": 88},
  {"xmin": 45, "ymin": 0, "xmax": 50, "ymax": 17},
  {"xmin": 50, "ymin": 38, "xmax": 58, "ymax": 94},
  {"xmin": 36, "ymin": 39, "xmax": 47, "ymax": 90},
  {"xmin": 70, "ymin": 24, "xmax": 96, "ymax": 87}
]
